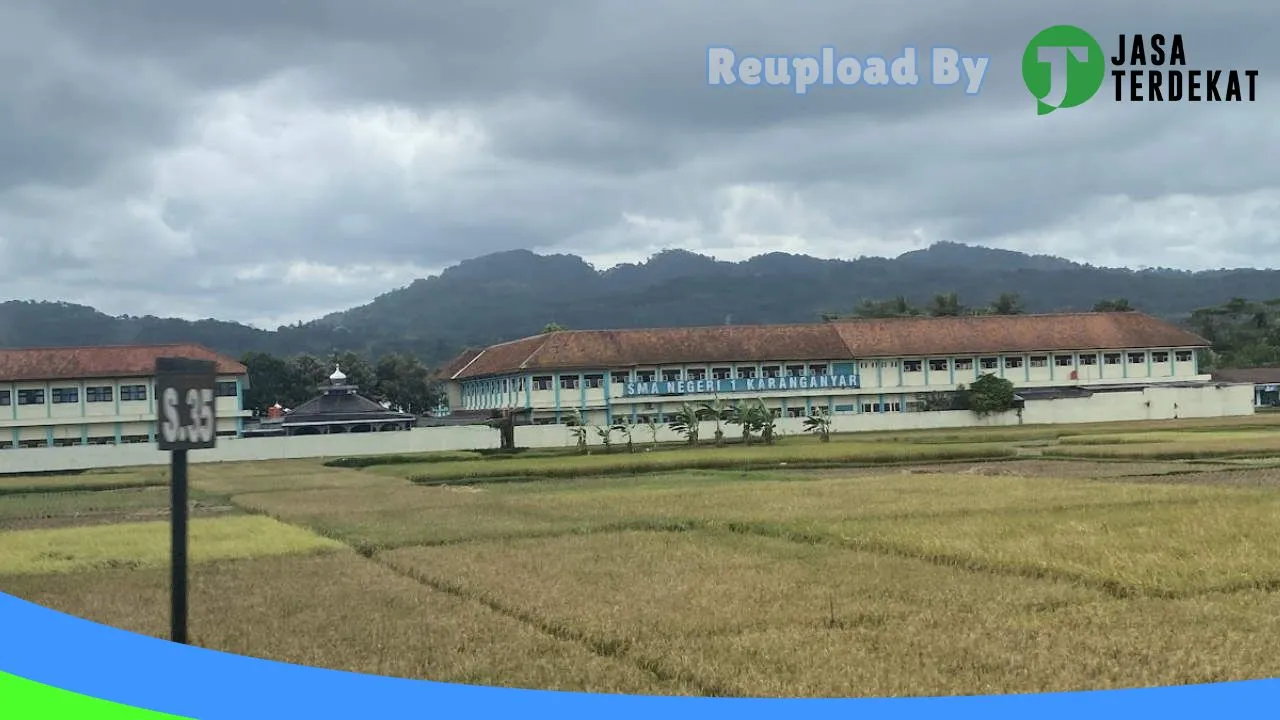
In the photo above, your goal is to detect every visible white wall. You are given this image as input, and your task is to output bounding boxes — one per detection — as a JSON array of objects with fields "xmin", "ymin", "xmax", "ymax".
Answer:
[{"xmin": 0, "ymin": 384, "xmax": 1255, "ymax": 476}]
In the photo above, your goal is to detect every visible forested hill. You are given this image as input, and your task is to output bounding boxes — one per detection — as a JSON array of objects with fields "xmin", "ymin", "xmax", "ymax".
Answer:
[{"xmin": 3, "ymin": 242, "xmax": 1279, "ymax": 367}]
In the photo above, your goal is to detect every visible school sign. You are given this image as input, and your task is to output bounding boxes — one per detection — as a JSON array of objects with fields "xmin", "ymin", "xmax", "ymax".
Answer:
[{"xmin": 622, "ymin": 373, "xmax": 861, "ymax": 398}]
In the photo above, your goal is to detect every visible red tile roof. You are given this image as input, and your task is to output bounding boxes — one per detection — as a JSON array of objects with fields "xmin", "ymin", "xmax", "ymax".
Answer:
[
  {"xmin": 442, "ymin": 313, "xmax": 1208, "ymax": 380},
  {"xmin": 0, "ymin": 344, "xmax": 248, "ymax": 383},
  {"xmin": 1210, "ymin": 368, "xmax": 1280, "ymax": 385}
]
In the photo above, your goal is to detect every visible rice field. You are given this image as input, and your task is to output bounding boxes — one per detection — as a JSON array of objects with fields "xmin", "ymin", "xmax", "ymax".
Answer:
[{"xmin": 4, "ymin": 415, "xmax": 1280, "ymax": 697}]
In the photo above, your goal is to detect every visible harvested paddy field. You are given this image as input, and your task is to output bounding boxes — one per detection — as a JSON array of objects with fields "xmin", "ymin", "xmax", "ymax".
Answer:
[{"xmin": 5, "ymin": 416, "xmax": 1280, "ymax": 697}]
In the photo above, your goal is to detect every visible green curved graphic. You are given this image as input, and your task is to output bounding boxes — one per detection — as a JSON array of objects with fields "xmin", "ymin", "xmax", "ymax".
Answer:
[{"xmin": 0, "ymin": 671, "xmax": 191, "ymax": 719}]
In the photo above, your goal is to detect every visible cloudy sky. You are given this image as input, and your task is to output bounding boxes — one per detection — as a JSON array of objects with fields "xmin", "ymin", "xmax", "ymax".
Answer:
[{"xmin": 1, "ymin": 1, "xmax": 1274, "ymax": 328}]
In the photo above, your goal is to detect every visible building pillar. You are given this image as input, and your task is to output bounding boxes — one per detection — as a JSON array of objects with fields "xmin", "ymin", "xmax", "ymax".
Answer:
[{"xmin": 45, "ymin": 426, "xmax": 53, "ymax": 448}]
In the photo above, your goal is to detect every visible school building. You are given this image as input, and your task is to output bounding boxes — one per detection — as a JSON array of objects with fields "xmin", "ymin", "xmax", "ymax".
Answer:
[
  {"xmin": 437, "ymin": 312, "xmax": 1250, "ymax": 426},
  {"xmin": 0, "ymin": 344, "xmax": 250, "ymax": 449}
]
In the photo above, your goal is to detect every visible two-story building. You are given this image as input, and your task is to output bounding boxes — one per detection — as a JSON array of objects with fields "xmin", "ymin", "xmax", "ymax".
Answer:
[
  {"xmin": 0, "ymin": 344, "xmax": 250, "ymax": 449},
  {"xmin": 436, "ymin": 312, "xmax": 1237, "ymax": 426}
]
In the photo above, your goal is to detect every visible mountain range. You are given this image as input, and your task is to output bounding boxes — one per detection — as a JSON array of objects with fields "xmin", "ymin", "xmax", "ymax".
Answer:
[{"xmin": 2, "ymin": 242, "xmax": 1277, "ymax": 366}]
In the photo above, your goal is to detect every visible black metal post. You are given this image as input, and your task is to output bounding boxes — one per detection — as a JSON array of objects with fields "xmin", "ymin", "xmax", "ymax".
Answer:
[{"xmin": 170, "ymin": 449, "xmax": 189, "ymax": 645}]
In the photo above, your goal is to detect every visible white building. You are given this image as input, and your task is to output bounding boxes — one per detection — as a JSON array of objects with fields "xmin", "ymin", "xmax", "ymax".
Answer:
[
  {"xmin": 437, "ymin": 312, "xmax": 1251, "ymax": 426},
  {"xmin": 0, "ymin": 344, "xmax": 250, "ymax": 449}
]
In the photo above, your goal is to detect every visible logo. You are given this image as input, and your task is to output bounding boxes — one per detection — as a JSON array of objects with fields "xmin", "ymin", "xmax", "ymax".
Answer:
[
  {"xmin": 1023, "ymin": 26, "xmax": 1259, "ymax": 114},
  {"xmin": 1022, "ymin": 25, "xmax": 1106, "ymax": 115}
]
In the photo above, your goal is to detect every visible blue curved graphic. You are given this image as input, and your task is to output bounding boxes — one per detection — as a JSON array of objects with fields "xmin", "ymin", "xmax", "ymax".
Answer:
[{"xmin": 0, "ymin": 590, "xmax": 1274, "ymax": 719}]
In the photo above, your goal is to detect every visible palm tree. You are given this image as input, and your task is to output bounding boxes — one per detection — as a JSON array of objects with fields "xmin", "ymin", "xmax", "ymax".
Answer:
[
  {"xmin": 802, "ymin": 407, "xmax": 833, "ymax": 442},
  {"xmin": 565, "ymin": 409, "xmax": 589, "ymax": 453},
  {"xmin": 612, "ymin": 417, "xmax": 636, "ymax": 453},
  {"xmin": 699, "ymin": 398, "xmax": 731, "ymax": 446},
  {"xmin": 594, "ymin": 425, "xmax": 615, "ymax": 453},
  {"xmin": 727, "ymin": 401, "xmax": 760, "ymax": 445},
  {"xmin": 667, "ymin": 402, "xmax": 702, "ymax": 446},
  {"xmin": 753, "ymin": 399, "xmax": 778, "ymax": 445}
]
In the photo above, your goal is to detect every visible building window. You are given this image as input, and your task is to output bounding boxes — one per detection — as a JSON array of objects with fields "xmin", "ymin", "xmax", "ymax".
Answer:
[
  {"xmin": 533, "ymin": 376, "xmax": 552, "ymax": 390},
  {"xmin": 712, "ymin": 367, "xmax": 732, "ymax": 380},
  {"xmin": 954, "ymin": 358, "xmax": 974, "ymax": 371},
  {"xmin": 687, "ymin": 368, "xmax": 706, "ymax": 381},
  {"xmin": 1175, "ymin": 350, "xmax": 1194, "ymax": 363},
  {"xmin": 1127, "ymin": 352, "xmax": 1146, "ymax": 364},
  {"xmin": 980, "ymin": 357, "xmax": 998, "ymax": 370},
  {"xmin": 1005, "ymin": 357, "xmax": 1023, "ymax": 369},
  {"xmin": 762, "ymin": 366, "xmax": 780, "ymax": 378},
  {"xmin": 120, "ymin": 385, "xmax": 147, "ymax": 402},
  {"xmin": 1054, "ymin": 355, "xmax": 1074, "ymax": 367},
  {"xmin": 1029, "ymin": 356, "xmax": 1048, "ymax": 368},
  {"xmin": 903, "ymin": 360, "xmax": 922, "ymax": 372},
  {"xmin": 880, "ymin": 360, "xmax": 899, "ymax": 368},
  {"xmin": 737, "ymin": 367, "xmax": 757, "ymax": 379},
  {"xmin": 560, "ymin": 376, "xmax": 579, "ymax": 390},
  {"xmin": 810, "ymin": 364, "xmax": 828, "ymax": 375},
  {"xmin": 85, "ymin": 386, "xmax": 113, "ymax": 402},
  {"xmin": 787, "ymin": 407, "xmax": 804, "ymax": 418},
  {"xmin": 785, "ymin": 365, "xmax": 805, "ymax": 377},
  {"xmin": 610, "ymin": 372, "xmax": 629, "ymax": 384},
  {"xmin": 636, "ymin": 371, "xmax": 655, "ymax": 383},
  {"xmin": 216, "ymin": 381, "xmax": 238, "ymax": 397},
  {"xmin": 51, "ymin": 387, "xmax": 78, "ymax": 404},
  {"xmin": 1152, "ymin": 351, "xmax": 1169, "ymax": 363},
  {"xmin": 0, "ymin": 390, "xmax": 9, "ymax": 406},
  {"xmin": 584, "ymin": 374, "xmax": 603, "ymax": 389},
  {"xmin": 662, "ymin": 370, "xmax": 681, "ymax": 382},
  {"xmin": 1104, "ymin": 353, "xmax": 1122, "ymax": 365},
  {"xmin": 928, "ymin": 359, "xmax": 948, "ymax": 372},
  {"xmin": 888, "ymin": 401, "xmax": 902, "ymax": 412},
  {"xmin": 18, "ymin": 389, "xmax": 45, "ymax": 405},
  {"xmin": 1079, "ymin": 354, "xmax": 1098, "ymax": 366}
]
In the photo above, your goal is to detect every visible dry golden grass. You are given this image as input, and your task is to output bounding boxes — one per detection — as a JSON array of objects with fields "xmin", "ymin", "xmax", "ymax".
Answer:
[
  {"xmin": 493, "ymin": 473, "xmax": 1228, "ymax": 530},
  {"xmin": 0, "ymin": 468, "xmax": 168, "ymax": 495},
  {"xmin": 379, "ymin": 442, "xmax": 1018, "ymax": 483},
  {"xmin": 1045, "ymin": 434, "xmax": 1280, "ymax": 460},
  {"xmin": 0, "ymin": 552, "xmax": 679, "ymax": 694},
  {"xmin": 0, "ymin": 515, "xmax": 341, "ymax": 575},
  {"xmin": 381, "ymin": 531, "xmax": 1280, "ymax": 697},
  {"xmin": 229, "ymin": 470, "xmax": 1226, "ymax": 552},
  {"xmin": 189, "ymin": 459, "xmax": 410, "ymax": 496},
  {"xmin": 0, "ymin": 487, "xmax": 238, "ymax": 531},
  {"xmin": 837, "ymin": 491, "xmax": 1280, "ymax": 596},
  {"xmin": 1058, "ymin": 430, "xmax": 1280, "ymax": 446}
]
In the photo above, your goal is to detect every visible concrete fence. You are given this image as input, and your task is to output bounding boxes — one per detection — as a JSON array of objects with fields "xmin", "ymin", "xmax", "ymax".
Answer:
[{"xmin": 0, "ymin": 383, "xmax": 1256, "ymax": 476}]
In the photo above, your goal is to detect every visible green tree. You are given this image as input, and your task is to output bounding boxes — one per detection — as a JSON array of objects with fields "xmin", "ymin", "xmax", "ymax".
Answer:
[
  {"xmin": 927, "ymin": 293, "xmax": 965, "ymax": 317},
  {"xmin": 240, "ymin": 351, "xmax": 292, "ymax": 414},
  {"xmin": 802, "ymin": 407, "xmax": 833, "ymax": 442},
  {"xmin": 667, "ymin": 403, "xmax": 702, "ymax": 446},
  {"xmin": 698, "ymin": 398, "xmax": 731, "ymax": 447},
  {"xmin": 330, "ymin": 350, "xmax": 377, "ymax": 392},
  {"xmin": 542, "ymin": 322, "xmax": 567, "ymax": 333},
  {"xmin": 753, "ymin": 399, "xmax": 777, "ymax": 445},
  {"xmin": 726, "ymin": 401, "xmax": 758, "ymax": 445},
  {"xmin": 287, "ymin": 354, "xmax": 328, "ymax": 403},
  {"xmin": 612, "ymin": 417, "xmax": 636, "ymax": 453},
  {"xmin": 564, "ymin": 410, "xmax": 589, "ymax": 453},
  {"xmin": 852, "ymin": 296, "xmax": 921, "ymax": 318},
  {"xmin": 374, "ymin": 353, "xmax": 437, "ymax": 414},
  {"xmin": 1093, "ymin": 298, "xmax": 1134, "ymax": 312},
  {"xmin": 967, "ymin": 374, "xmax": 1017, "ymax": 416},
  {"xmin": 988, "ymin": 293, "xmax": 1024, "ymax": 315}
]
